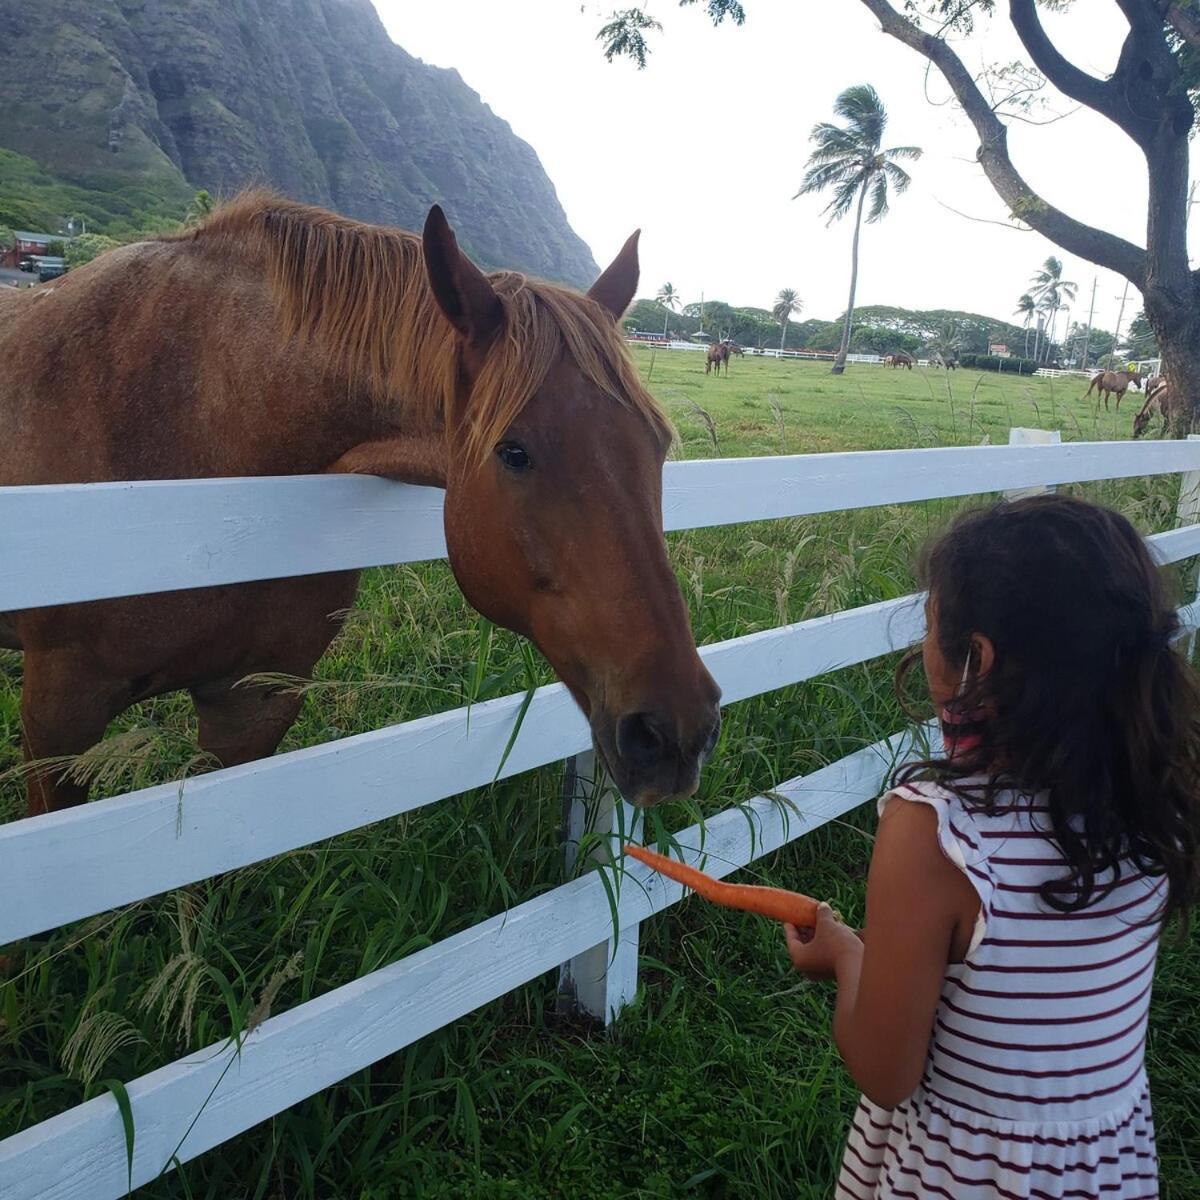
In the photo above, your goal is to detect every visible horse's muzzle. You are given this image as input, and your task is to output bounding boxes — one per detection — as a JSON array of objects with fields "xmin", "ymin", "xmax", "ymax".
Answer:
[{"xmin": 592, "ymin": 697, "xmax": 722, "ymax": 807}]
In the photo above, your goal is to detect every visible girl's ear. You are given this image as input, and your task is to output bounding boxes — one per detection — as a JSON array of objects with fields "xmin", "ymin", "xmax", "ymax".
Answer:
[{"xmin": 969, "ymin": 633, "xmax": 996, "ymax": 680}]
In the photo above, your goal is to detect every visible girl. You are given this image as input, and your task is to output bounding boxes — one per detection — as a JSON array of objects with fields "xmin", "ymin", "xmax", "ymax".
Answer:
[{"xmin": 786, "ymin": 495, "xmax": 1200, "ymax": 1199}]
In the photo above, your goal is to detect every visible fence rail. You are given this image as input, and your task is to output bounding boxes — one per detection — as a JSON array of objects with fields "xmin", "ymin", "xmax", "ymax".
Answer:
[
  {"xmin": 4, "ymin": 440, "xmax": 1199, "ymax": 609},
  {"xmin": 2, "ymin": 433, "xmax": 1199, "ymax": 1198}
]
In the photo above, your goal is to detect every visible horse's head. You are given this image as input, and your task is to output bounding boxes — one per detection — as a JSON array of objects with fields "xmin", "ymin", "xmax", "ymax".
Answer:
[
  {"xmin": 408, "ymin": 207, "xmax": 720, "ymax": 804},
  {"xmin": 1132, "ymin": 392, "xmax": 1159, "ymax": 438}
]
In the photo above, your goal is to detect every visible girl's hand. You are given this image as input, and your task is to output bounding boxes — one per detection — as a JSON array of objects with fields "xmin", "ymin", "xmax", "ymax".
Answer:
[{"xmin": 784, "ymin": 903, "xmax": 863, "ymax": 980}]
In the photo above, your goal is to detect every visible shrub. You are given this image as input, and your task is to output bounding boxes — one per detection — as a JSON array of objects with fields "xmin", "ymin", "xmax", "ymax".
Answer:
[{"xmin": 959, "ymin": 353, "xmax": 1040, "ymax": 375}]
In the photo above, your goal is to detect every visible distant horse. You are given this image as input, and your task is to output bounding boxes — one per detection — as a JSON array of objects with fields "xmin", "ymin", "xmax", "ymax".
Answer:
[
  {"xmin": 705, "ymin": 340, "xmax": 740, "ymax": 376},
  {"xmin": 885, "ymin": 352, "xmax": 914, "ymax": 370},
  {"xmin": 0, "ymin": 192, "xmax": 721, "ymax": 813},
  {"xmin": 1132, "ymin": 377, "xmax": 1177, "ymax": 439},
  {"xmin": 1085, "ymin": 368, "xmax": 1143, "ymax": 411}
]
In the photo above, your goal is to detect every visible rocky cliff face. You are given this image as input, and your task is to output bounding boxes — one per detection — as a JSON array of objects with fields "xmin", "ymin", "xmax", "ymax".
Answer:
[{"xmin": 0, "ymin": 0, "xmax": 598, "ymax": 283}]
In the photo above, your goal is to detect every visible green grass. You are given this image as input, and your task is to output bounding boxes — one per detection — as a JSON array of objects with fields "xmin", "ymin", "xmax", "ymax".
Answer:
[{"xmin": 1, "ymin": 354, "xmax": 1196, "ymax": 1199}]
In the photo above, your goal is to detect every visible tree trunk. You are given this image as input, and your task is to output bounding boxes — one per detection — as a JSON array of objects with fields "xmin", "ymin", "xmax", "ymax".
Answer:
[
  {"xmin": 779, "ymin": 317, "xmax": 787, "ymax": 352},
  {"xmin": 663, "ymin": 306, "xmax": 670, "ymax": 336},
  {"xmin": 832, "ymin": 178, "xmax": 869, "ymax": 376},
  {"xmin": 1146, "ymin": 295, "xmax": 1200, "ymax": 435}
]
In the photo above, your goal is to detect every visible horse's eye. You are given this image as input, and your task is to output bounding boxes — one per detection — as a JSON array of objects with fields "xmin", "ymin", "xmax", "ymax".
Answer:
[{"xmin": 496, "ymin": 441, "xmax": 532, "ymax": 473}]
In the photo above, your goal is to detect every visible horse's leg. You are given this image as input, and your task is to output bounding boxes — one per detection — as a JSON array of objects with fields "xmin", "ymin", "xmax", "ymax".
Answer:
[
  {"xmin": 21, "ymin": 647, "xmax": 132, "ymax": 815},
  {"xmin": 190, "ymin": 673, "xmax": 307, "ymax": 768}
]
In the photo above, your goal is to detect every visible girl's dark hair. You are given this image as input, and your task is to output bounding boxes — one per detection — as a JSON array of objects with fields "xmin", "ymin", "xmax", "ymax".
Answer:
[{"xmin": 897, "ymin": 493, "xmax": 1200, "ymax": 924}]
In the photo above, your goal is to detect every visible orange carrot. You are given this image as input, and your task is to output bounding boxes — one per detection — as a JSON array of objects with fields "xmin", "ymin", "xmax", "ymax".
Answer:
[{"xmin": 624, "ymin": 843, "xmax": 819, "ymax": 929}]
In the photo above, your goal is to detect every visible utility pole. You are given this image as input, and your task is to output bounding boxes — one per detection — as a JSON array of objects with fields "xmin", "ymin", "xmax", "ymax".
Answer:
[
  {"xmin": 1108, "ymin": 280, "xmax": 1130, "ymax": 369},
  {"xmin": 1080, "ymin": 277, "xmax": 1097, "ymax": 370}
]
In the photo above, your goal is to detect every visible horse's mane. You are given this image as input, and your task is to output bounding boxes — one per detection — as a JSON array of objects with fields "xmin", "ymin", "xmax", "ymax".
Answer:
[{"xmin": 178, "ymin": 191, "xmax": 670, "ymax": 467}]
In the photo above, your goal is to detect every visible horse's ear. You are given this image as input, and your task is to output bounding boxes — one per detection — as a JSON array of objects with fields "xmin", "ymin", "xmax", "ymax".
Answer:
[
  {"xmin": 422, "ymin": 205, "xmax": 503, "ymax": 347},
  {"xmin": 587, "ymin": 230, "xmax": 640, "ymax": 320}
]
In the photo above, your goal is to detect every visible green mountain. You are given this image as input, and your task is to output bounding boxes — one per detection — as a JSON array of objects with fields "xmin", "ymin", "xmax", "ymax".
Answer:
[{"xmin": 0, "ymin": 0, "xmax": 597, "ymax": 283}]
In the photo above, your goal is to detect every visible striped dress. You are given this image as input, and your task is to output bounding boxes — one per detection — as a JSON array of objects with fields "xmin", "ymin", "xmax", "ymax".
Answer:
[{"xmin": 837, "ymin": 778, "xmax": 1162, "ymax": 1200}]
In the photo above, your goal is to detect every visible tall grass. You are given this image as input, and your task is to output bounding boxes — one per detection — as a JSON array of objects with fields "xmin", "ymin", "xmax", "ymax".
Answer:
[{"xmin": 1, "ymin": 356, "xmax": 1195, "ymax": 1197}]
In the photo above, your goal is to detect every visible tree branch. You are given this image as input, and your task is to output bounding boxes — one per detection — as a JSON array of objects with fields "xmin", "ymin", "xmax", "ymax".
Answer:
[
  {"xmin": 855, "ymin": 0, "xmax": 1148, "ymax": 287},
  {"xmin": 1008, "ymin": 0, "xmax": 1121, "ymax": 125}
]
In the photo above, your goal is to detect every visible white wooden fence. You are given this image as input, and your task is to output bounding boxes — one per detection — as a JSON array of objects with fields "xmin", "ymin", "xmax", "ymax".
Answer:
[{"xmin": 2, "ymin": 433, "xmax": 1200, "ymax": 1198}]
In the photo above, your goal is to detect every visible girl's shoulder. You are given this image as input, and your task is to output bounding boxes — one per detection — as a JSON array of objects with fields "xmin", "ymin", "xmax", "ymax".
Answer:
[{"xmin": 880, "ymin": 774, "xmax": 1044, "ymax": 838}]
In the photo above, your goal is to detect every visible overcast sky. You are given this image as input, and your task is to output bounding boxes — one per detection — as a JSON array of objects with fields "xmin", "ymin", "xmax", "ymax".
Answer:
[{"xmin": 378, "ymin": 0, "xmax": 1194, "ymax": 337}]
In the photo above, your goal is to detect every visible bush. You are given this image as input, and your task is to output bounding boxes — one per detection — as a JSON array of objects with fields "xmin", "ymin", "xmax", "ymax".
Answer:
[
  {"xmin": 959, "ymin": 352, "xmax": 1040, "ymax": 375},
  {"xmin": 65, "ymin": 233, "xmax": 120, "ymax": 269}
]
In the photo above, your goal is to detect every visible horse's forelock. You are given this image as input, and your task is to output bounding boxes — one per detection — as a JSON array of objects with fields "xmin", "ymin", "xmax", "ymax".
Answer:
[{"xmin": 462, "ymin": 279, "xmax": 672, "ymax": 470}]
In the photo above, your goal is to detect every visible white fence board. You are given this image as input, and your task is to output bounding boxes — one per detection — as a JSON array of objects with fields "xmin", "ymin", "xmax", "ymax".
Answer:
[
  {"xmin": 0, "ymin": 593, "xmax": 925, "ymax": 944},
  {"xmin": 0, "ymin": 731, "xmax": 916, "ymax": 1200},
  {"xmin": 3, "ymin": 441, "xmax": 1199, "ymax": 609}
]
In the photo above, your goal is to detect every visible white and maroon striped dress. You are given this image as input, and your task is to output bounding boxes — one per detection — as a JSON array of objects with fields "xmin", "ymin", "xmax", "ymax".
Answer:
[{"xmin": 838, "ymin": 778, "xmax": 1162, "ymax": 1200}]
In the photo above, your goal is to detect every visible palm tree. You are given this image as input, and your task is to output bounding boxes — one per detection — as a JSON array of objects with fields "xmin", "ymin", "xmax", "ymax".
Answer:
[
  {"xmin": 1029, "ymin": 257, "xmax": 1077, "ymax": 363},
  {"xmin": 772, "ymin": 288, "xmax": 802, "ymax": 351},
  {"xmin": 184, "ymin": 189, "xmax": 215, "ymax": 227},
  {"xmin": 928, "ymin": 319, "xmax": 963, "ymax": 368},
  {"xmin": 795, "ymin": 84, "xmax": 921, "ymax": 375},
  {"xmin": 1014, "ymin": 293, "xmax": 1037, "ymax": 357},
  {"xmin": 656, "ymin": 282, "xmax": 680, "ymax": 336}
]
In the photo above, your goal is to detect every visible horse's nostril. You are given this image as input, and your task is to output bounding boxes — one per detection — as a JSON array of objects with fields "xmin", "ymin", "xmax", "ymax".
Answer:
[{"xmin": 616, "ymin": 711, "xmax": 669, "ymax": 771}]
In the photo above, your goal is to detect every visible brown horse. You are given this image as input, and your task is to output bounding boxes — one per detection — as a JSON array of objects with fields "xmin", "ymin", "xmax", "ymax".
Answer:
[
  {"xmin": 1132, "ymin": 377, "xmax": 1176, "ymax": 438},
  {"xmin": 884, "ymin": 353, "xmax": 914, "ymax": 370},
  {"xmin": 0, "ymin": 193, "xmax": 721, "ymax": 814},
  {"xmin": 705, "ymin": 341, "xmax": 733, "ymax": 376},
  {"xmin": 1085, "ymin": 369, "xmax": 1143, "ymax": 411}
]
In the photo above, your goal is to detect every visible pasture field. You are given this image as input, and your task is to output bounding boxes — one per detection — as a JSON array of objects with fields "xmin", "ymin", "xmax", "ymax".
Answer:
[{"xmin": 1, "ymin": 353, "xmax": 1196, "ymax": 1199}]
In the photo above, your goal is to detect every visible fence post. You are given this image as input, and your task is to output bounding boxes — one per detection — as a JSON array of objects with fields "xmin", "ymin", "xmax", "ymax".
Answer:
[
  {"xmin": 557, "ymin": 751, "xmax": 641, "ymax": 1025},
  {"xmin": 1005, "ymin": 427, "xmax": 1061, "ymax": 500},
  {"xmin": 1176, "ymin": 434, "xmax": 1200, "ymax": 657}
]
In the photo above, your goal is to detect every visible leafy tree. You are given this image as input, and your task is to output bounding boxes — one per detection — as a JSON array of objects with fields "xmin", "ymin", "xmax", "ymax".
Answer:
[
  {"xmin": 772, "ymin": 288, "xmax": 802, "ymax": 351},
  {"xmin": 65, "ymin": 233, "xmax": 120, "ymax": 269},
  {"xmin": 656, "ymin": 282, "xmax": 681, "ymax": 335},
  {"xmin": 598, "ymin": 0, "xmax": 1200, "ymax": 429},
  {"xmin": 689, "ymin": 299, "xmax": 736, "ymax": 338},
  {"xmin": 45, "ymin": 239, "xmax": 66, "ymax": 257},
  {"xmin": 794, "ymin": 85, "xmax": 920, "ymax": 375},
  {"xmin": 1126, "ymin": 310, "xmax": 1160, "ymax": 360}
]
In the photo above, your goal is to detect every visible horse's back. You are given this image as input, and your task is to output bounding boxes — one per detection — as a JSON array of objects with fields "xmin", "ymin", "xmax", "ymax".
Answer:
[
  {"xmin": 0, "ymin": 236, "xmax": 362, "ymax": 682},
  {"xmin": 0, "ymin": 238, "xmax": 349, "ymax": 487}
]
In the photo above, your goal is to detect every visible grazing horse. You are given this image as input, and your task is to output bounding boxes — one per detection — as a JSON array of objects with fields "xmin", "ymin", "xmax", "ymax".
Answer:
[
  {"xmin": 1132, "ymin": 377, "xmax": 1176, "ymax": 439},
  {"xmin": 1085, "ymin": 369, "xmax": 1143, "ymax": 411},
  {"xmin": 885, "ymin": 353, "xmax": 914, "ymax": 370},
  {"xmin": 0, "ymin": 192, "xmax": 721, "ymax": 814}
]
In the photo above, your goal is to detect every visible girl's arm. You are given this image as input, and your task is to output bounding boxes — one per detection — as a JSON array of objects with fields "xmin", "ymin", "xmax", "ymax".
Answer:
[{"xmin": 785, "ymin": 796, "xmax": 980, "ymax": 1108}]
